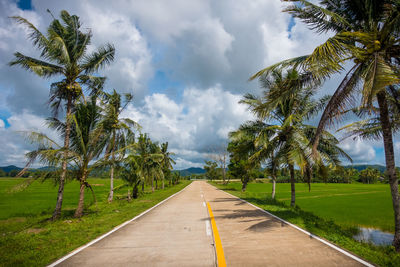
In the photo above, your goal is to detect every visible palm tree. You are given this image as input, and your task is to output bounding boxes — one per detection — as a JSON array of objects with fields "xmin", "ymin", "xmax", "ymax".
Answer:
[
  {"xmin": 241, "ymin": 69, "xmax": 350, "ymax": 206},
  {"xmin": 48, "ymin": 96, "xmax": 107, "ymax": 217},
  {"xmin": 251, "ymin": 0, "xmax": 400, "ymax": 249},
  {"xmin": 9, "ymin": 10, "xmax": 115, "ymax": 220},
  {"xmin": 228, "ymin": 127, "xmax": 260, "ymax": 192},
  {"xmin": 136, "ymin": 134, "xmax": 163, "ymax": 192},
  {"xmin": 119, "ymin": 154, "xmax": 143, "ymax": 199},
  {"xmin": 23, "ymin": 96, "xmax": 108, "ymax": 218},
  {"xmin": 160, "ymin": 142, "xmax": 176, "ymax": 189},
  {"xmin": 101, "ymin": 90, "xmax": 140, "ymax": 202}
]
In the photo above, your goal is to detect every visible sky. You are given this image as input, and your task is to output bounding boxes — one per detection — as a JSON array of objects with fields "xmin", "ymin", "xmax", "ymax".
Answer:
[{"xmin": 0, "ymin": 0, "xmax": 398, "ymax": 169}]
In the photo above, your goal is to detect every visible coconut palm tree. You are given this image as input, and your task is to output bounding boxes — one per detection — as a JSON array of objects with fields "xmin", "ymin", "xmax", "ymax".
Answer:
[
  {"xmin": 228, "ymin": 125, "xmax": 260, "ymax": 192},
  {"xmin": 160, "ymin": 142, "xmax": 176, "ymax": 189},
  {"xmin": 9, "ymin": 10, "xmax": 115, "ymax": 220},
  {"xmin": 241, "ymin": 69, "xmax": 350, "ymax": 206},
  {"xmin": 136, "ymin": 134, "xmax": 164, "ymax": 192},
  {"xmin": 119, "ymin": 154, "xmax": 143, "ymax": 199},
  {"xmin": 101, "ymin": 90, "xmax": 140, "ymax": 202},
  {"xmin": 46, "ymin": 96, "xmax": 107, "ymax": 217},
  {"xmin": 23, "ymin": 95, "xmax": 108, "ymax": 218},
  {"xmin": 250, "ymin": 0, "xmax": 400, "ymax": 249}
]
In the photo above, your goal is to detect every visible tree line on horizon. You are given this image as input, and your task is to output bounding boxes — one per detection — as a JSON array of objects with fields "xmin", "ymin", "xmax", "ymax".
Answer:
[{"xmin": 8, "ymin": 11, "xmax": 177, "ymax": 219}]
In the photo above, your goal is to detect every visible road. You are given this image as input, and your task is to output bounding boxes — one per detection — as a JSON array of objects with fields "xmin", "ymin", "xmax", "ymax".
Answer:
[{"xmin": 55, "ymin": 181, "xmax": 367, "ymax": 266}]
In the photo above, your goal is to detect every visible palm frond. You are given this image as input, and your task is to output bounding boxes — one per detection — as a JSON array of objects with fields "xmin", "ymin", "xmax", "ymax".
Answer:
[{"xmin": 81, "ymin": 43, "xmax": 115, "ymax": 74}]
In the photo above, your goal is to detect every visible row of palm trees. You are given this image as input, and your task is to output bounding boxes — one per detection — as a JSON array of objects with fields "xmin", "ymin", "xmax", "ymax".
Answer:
[
  {"xmin": 9, "ymin": 11, "xmax": 176, "ymax": 219},
  {"xmin": 240, "ymin": 0, "xmax": 400, "ymax": 250}
]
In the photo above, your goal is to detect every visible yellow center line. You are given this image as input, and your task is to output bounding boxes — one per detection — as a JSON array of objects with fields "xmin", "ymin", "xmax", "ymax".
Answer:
[{"xmin": 207, "ymin": 202, "xmax": 227, "ymax": 267}]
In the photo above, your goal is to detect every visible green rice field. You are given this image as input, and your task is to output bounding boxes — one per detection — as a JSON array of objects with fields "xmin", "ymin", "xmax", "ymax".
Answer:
[{"xmin": 217, "ymin": 182, "xmax": 394, "ymax": 232}]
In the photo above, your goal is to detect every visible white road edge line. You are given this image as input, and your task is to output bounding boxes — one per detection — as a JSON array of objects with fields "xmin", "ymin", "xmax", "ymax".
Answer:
[
  {"xmin": 205, "ymin": 220, "xmax": 212, "ymax": 236},
  {"xmin": 47, "ymin": 182, "xmax": 192, "ymax": 267},
  {"xmin": 218, "ymin": 188, "xmax": 375, "ymax": 267}
]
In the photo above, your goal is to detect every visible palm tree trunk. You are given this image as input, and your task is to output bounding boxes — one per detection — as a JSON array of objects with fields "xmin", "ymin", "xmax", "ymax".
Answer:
[
  {"xmin": 271, "ymin": 175, "xmax": 276, "ymax": 199},
  {"xmin": 108, "ymin": 140, "xmax": 116, "ymax": 203},
  {"xmin": 377, "ymin": 92, "xmax": 400, "ymax": 250},
  {"xmin": 241, "ymin": 179, "xmax": 248, "ymax": 192},
  {"xmin": 132, "ymin": 182, "xmax": 139, "ymax": 199},
  {"xmin": 289, "ymin": 164, "xmax": 295, "ymax": 207},
  {"xmin": 108, "ymin": 164, "xmax": 114, "ymax": 202},
  {"xmin": 152, "ymin": 177, "xmax": 154, "ymax": 192},
  {"xmin": 52, "ymin": 96, "xmax": 72, "ymax": 220},
  {"xmin": 162, "ymin": 176, "xmax": 165, "ymax": 189},
  {"xmin": 74, "ymin": 181, "xmax": 86, "ymax": 218}
]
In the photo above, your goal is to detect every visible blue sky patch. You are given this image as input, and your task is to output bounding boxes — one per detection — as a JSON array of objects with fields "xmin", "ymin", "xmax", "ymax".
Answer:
[{"xmin": 17, "ymin": 0, "xmax": 32, "ymax": 10}]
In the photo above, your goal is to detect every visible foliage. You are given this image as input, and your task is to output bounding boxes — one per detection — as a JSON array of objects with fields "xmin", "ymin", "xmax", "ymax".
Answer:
[
  {"xmin": 359, "ymin": 167, "xmax": 382, "ymax": 184},
  {"xmin": 203, "ymin": 160, "xmax": 221, "ymax": 180}
]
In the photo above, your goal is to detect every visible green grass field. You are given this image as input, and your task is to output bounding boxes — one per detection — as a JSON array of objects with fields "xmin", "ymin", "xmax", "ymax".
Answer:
[
  {"xmin": 0, "ymin": 177, "xmax": 190, "ymax": 267},
  {"xmin": 213, "ymin": 181, "xmax": 399, "ymax": 267},
  {"xmin": 219, "ymin": 182, "xmax": 394, "ymax": 232}
]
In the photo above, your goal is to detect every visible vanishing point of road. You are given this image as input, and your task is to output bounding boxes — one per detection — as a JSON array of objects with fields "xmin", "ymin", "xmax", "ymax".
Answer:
[{"xmin": 53, "ymin": 181, "xmax": 370, "ymax": 267}]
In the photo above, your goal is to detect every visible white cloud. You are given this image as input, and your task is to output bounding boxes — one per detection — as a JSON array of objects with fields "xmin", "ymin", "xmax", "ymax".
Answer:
[
  {"xmin": 340, "ymin": 138, "xmax": 377, "ymax": 164},
  {"xmin": 123, "ymin": 85, "xmax": 254, "ymax": 168},
  {"xmin": 0, "ymin": 110, "xmax": 53, "ymax": 167}
]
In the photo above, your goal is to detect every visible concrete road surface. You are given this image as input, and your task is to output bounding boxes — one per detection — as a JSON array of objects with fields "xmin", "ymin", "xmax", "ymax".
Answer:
[
  {"xmin": 54, "ymin": 181, "xmax": 369, "ymax": 267},
  {"xmin": 57, "ymin": 182, "xmax": 215, "ymax": 266}
]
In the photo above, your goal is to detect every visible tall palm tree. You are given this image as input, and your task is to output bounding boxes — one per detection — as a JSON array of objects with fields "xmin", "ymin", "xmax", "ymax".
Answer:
[
  {"xmin": 160, "ymin": 142, "xmax": 176, "ymax": 189},
  {"xmin": 242, "ymin": 69, "xmax": 350, "ymax": 206},
  {"xmin": 251, "ymin": 0, "xmax": 400, "ymax": 249},
  {"xmin": 101, "ymin": 90, "xmax": 140, "ymax": 202},
  {"xmin": 9, "ymin": 10, "xmax": 115, "ymax": 220}
]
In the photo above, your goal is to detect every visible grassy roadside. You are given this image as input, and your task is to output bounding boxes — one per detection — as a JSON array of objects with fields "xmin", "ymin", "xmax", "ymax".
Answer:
[
  {"xmin": 211, "ymin": 181, "xmax": 400, "ymax": 267},
  {"xmin": 0, "ymin": 178, "xmax": 191, "ymax": 267}
]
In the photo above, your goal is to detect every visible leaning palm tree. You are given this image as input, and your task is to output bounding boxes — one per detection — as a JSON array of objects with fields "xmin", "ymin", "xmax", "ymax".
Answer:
[
  {"xmin": 250, "ymin": 0, "xmax": 400, "ymax": 249},
  {"xmin": 9, "ymin": 10, "xmax": 115, "ymax": 220},
  {"xmin": 101, "ymin": 90, "xmax": 140, "ymax": 202}
]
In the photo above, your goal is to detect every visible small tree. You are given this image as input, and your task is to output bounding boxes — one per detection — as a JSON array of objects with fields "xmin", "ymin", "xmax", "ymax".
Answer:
[
  {"xmin": 208, "ymin": 145, "xmax": 229, "ymax": 184},
  {"xmin": 204, "ymin": 160, "xmax": 220, "ymax": 180}
]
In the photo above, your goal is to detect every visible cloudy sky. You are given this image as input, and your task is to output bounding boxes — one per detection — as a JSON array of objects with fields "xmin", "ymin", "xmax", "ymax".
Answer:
[{"xmin": 0, "ymin": 0, "xmax": 398, "ymax": 169}]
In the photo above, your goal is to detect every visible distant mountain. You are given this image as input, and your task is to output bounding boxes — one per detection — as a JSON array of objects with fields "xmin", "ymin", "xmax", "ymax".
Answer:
[
  {"xmin": 175, "ymin": 167, "xmax": 206, "ymax": 176},
  {"xmin": 0, "ymin": 165, "xmax": 57, "ymax": 173},
  {"xmin": 344, "ymin": 164, "xmax": 387, "ymax": 172},
  {"xmin": 37, "ymin": 166, "xmax": 58, "ymax": 172},
  {"xmin": 0, "ymin": 165, "xmax": 22, "ymax": 173}
]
